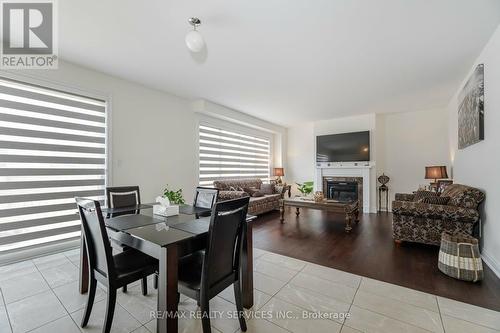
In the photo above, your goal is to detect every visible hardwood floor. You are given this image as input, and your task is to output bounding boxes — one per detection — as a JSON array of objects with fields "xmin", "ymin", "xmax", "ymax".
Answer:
[{"xmin": 253, "ymin": 207, "xmax": 500, "ymax": 311}]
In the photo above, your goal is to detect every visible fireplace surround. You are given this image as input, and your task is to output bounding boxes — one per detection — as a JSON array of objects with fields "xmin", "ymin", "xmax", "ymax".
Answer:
[{"xmin": 323, "ymin": 177, "xmax": 363, "ymax": 209}]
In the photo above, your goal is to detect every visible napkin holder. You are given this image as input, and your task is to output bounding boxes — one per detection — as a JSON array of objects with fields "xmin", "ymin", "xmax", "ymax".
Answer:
[{"xmin": 153, "ymin": 196, "xmax": 179, "ymax": 217}]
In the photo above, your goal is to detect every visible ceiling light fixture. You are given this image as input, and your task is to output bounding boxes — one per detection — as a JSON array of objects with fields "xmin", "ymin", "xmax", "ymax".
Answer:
[{"xmin": 185, "ymin": 17, "xmax": 205, "ymax": 53}]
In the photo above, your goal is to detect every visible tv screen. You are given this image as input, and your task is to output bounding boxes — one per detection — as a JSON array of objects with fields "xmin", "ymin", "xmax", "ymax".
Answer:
[{"xmin": 316, "ymin": 131, "xmax": 370, "ymax": 162}]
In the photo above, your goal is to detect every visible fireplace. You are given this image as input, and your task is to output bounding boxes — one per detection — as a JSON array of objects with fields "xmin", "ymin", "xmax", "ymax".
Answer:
[
  {"xmin": 326, "ymin": 181, "xmax": 358, "ymax": 202},
  {"xmin": 323, "ymin": 176, "xmax": 363, "ymax": 209}
]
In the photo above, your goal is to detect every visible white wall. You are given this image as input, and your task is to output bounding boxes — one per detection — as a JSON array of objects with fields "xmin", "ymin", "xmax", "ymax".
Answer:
[
  {"xmin": 448, "ymin": 25, "xmax": 500, "ymax": 277},
  {"xmin": 378, "ymin": 108, "xmax": 449, "ymax": 209}
]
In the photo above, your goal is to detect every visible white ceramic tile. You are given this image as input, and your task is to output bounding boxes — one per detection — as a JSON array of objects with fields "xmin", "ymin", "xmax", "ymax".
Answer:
[
  {"xmin": 236, "ymin": 318, "xmax": 289, "ymax": 333},
  {"xmin": 29, "ymin": 316, "xmax": 81, "ymax": 333},
  {"xmin": 144, "ymin": 316, "xmax": 223, "ymax": 333},
  {"xmin": 0, "ymin": 304, "xmax": 12, "ymax": 333},
  {"xmin": 260, "ymin": 297, "xmax": 342, "ymax": 333},
  {"xmin": 259, "ymin": 253, "xmax": 306, "ymax": 271},
  {"xmin": 63, "ymin": 249, "xmax": 81, "ymax": 264},
  {"xmin": 33, "ymin": 253, "xmax": 72, "ymax": 271},
  {"xmin": 438, "ymin": 297, "xmax": 500, "ymax": 330},
  {"xmin": 253, "ymin": 272, "xmax": 287, "ymax": 296},
  {"xmin": 254, "ymin": 259, "xmax": 298, "ymax": 282},
  {"xmin": 52, "ymin": 281, "xmax": 106, "ymax": 313},
  {"xmin": 253, "ymin": 248, "xmax": 269, "ymax": 260},
  {"xmin": 353, "ymin": 290, "xmax": 443, "ymax": 332},
  {"xmin": 340, "ymin": 326, "xmax": 363, "ymax": 333},
  {"xmin": 275, "ymin": 284, "xmax": 351, "ymax": 324},
  {"xmin": 39, "ymin": 262, "xmax": 79, "ymax": 288},
  {"xmin": 71, "ymin": 298, "xmax": 142, "ymax": 333},
  {"xmin": 131, "ymin": 327, "xmax": 151, "ymax": 333},
  {"xmin": 289, "ymin": 272, "xmax": 356, "ymax": 304},
  {"xmin": 0, "ymin": 271, "xmax": 50, "ymax": 304},
  {"xmin": 117, "ymin": 284, "xmax": 157, "ymax": 324},
  {"xmin": 441, "ymin": 314, "xmax": 500, "ymax": 333},
  {"xmin": 6, "ymin": 290, "xmax": 66, "ymax": 333},
  {"xmin": 0, "ymin": 261, "xmax": 37, "ymax": 283},
  {"xmin": 359, "ymin": 278, "xmax": 438, "ymax": 312},
  {"xmin": 218, "ymin": 286, "xmax": 272, "ymax": 310},
  {"xmin": 345, "ymin": 305, "xmax": 431, "ymax": 333},
  {"xmin": 302, "ymin": 263, "xmax": 361, "ymax": 289}
]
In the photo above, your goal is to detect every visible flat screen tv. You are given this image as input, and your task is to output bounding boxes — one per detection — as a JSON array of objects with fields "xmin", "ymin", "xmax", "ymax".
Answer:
[{"xmin": 316, "ymin": 131, "xmax": 370, "ymax": 162}]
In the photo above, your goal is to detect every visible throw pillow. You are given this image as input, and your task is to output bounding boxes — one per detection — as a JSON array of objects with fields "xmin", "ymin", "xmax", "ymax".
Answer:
[
  {"xmin": 422, "ymin": 196, "xmax": 450, "ymax": 205},
  {"xmin": 244, "ymin": 187, "xmax": 263, "ymax": 197},
  {"xmin": 260, "ymin": 183, "xmax": 274, "ymax": 195},
  {"xmin": 413, "ymin": 190, "xmax": 439, "ymax": 202}
]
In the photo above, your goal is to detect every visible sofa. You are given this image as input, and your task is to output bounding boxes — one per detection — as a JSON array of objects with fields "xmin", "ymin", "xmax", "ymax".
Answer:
[
  {"xmin": 392, "ymin": 184, "xmax": 485, "ymax": 246},
  {"xmin": 213, "ymin": 178, "xmax": 286, "ymax": 216}
]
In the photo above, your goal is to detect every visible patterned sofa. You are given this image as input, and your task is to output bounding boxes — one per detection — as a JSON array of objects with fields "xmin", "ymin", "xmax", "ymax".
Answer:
[
  {"xmin": 392, "ymin": 184, "xmax": 485, "ymax": 246},
  {"xmin": 213, "ymin": 178, "xmax": 285, "ymax": 216}
]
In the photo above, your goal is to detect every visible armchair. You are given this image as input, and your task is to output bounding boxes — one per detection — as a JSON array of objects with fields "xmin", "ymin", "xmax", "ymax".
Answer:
[{"xmin": 392, "ymin": 184, "xmax": 484, "ymax": 246}]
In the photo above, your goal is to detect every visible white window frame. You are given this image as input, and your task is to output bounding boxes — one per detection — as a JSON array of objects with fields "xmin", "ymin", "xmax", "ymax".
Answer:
[
  {"xmin": 196, "ymin": 114, "xmax": 275, "ymax": 186},
  {"xmin": 0, "ymin": 71, "xmax": 112, "ymax": 265}
]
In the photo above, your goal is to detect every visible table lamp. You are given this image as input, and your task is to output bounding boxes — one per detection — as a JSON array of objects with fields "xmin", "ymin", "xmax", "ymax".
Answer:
[
  {"xmin": 273, "ymin": 167, "xmax": 284, "ymax": 184},
  {"xmin": 425, "ymin": 166, "xmax": 448, "ymax": 189}
]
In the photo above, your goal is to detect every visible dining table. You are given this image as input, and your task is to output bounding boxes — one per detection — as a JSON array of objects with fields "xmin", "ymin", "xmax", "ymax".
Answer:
[{"xmin": 78, "ymin": 203, "xmax": 256, "ymax": 333}]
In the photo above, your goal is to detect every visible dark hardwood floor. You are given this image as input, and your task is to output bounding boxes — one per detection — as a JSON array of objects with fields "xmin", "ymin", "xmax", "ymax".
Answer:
[{"xmin": 253, "ymin": 207, "xmax": 500, "ymax": 311}]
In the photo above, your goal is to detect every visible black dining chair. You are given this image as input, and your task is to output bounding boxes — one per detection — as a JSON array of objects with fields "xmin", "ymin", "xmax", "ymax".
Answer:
[
  {"xmin": 76, "ymin": 198, "xmax": 158, "ymax": 333},
  {"xmin": 105, "ymin": 186, "xmax": 143, "ymax": 292},
  {"xmin": 106, "ymin": 186, "xmax": 141, "ymax": 217},
  {"xmin": 177, "ymin": 196, "xmax": 250, "ymax": 333},
  {"xmin": 193, "ymin": 187, "xmax": 219, "ymax": 218}
]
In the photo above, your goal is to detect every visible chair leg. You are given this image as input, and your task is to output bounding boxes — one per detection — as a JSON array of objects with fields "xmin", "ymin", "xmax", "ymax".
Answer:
[
  {"xmin": 81, "ymin": 277, "xmax": 97, "ymax": 327},
  {"xmin": 233, "ymin": 281, "xmax": 247, "ymax": 332},
  {"xmin": 153, "ymin": 273, "xmax": 158, "ymax": 290},
  {"xmin": 122, "ymin": 285, "xmax": 127, "ymax": 293},
  {"xmin": 200, "ymin": 297, "xmax": 211, "ymax": 333},
  {"xmin": 141, "ymin": 277, "xmax": 148, "ymax": 296},
  {"xmin": 103, "ymin": 288, "xmax": 117, "ymax": 333}
]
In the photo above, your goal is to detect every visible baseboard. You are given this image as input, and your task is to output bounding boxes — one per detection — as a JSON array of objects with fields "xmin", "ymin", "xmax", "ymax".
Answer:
[{"xmin": 482, "ymin": 250, "xmax": 500, "ymax": 279}]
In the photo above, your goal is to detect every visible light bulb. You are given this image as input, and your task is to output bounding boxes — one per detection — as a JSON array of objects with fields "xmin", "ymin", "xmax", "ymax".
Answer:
[{"xmin": 185, "ymin": 30, "xmax": 205, "ymax": 53}]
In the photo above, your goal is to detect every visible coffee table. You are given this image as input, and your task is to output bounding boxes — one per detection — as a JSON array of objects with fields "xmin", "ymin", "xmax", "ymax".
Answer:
[{"xmin": 279, "ymin": 197, "xmax": 360, "ymax": 232}]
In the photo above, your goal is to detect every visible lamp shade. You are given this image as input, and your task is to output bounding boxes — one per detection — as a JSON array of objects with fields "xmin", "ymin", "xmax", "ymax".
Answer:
[
  {"xmin": 273, "ymin": 167, "xmax": 284, "ymax": 177},
  {"xmin": 425, "ymin": 166, "xmax": 448, "ymax": 180}
]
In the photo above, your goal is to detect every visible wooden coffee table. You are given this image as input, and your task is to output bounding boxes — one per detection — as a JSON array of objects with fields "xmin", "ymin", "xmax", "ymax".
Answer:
[{"xmin": 279, "ymin": 197, "xmax": 360, "ymax": 232}]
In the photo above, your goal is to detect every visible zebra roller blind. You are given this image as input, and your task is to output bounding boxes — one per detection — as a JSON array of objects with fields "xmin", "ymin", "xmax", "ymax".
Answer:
[
  {"xmin": 0, "ymin": 78, "xmax": 107, "ymax": 254},
  {"xmin": 199, "ymin": 124, "xmax": 270, "ymax": 186}
]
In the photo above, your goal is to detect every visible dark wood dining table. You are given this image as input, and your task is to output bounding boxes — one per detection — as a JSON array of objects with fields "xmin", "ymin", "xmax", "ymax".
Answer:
[{"xmin": 78, "ymin": 204, "xmax": 256, "ymax": 333}]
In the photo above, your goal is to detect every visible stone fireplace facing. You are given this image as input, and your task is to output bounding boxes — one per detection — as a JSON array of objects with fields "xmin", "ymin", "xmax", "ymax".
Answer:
[{"xmin": 323, "ymin": 177, "xmax": 363, "ymax": 210}]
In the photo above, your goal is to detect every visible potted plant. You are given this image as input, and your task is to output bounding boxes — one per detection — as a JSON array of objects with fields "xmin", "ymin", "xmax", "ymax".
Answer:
[
  {"xmin": 154, "ymin": 185, "xmax": 185, "ymax": 217},
  {"xmin": 296, "ymin": 181, "xmax": 314, "ymax": 198}
]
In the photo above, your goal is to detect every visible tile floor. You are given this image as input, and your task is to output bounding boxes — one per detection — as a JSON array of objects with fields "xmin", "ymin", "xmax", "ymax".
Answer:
[{"xmin": 1, "ymin": 248, "xmax": 499, "ymax": 333}]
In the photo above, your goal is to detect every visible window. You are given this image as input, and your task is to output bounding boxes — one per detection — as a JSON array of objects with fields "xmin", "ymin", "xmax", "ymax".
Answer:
[
  {"xmin": 0, "ymin": 77, "xmax": 107, "ymax": 254},
  {"xmin": 198, "ymin": 124, "xmax": 271, "ymax": 186}
]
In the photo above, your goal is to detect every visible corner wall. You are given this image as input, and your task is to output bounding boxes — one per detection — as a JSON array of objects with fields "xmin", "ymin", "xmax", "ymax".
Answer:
[{"xmin": 447, "ymin": 24, "xmax": 500, "ymax": 277}]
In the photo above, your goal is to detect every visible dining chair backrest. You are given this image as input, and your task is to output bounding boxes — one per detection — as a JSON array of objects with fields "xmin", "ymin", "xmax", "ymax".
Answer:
[
  {"xmin": 76, "ymin": 197, "xmax": 115, "ymax": 280},
  {"xmin": 193, "ymin": 187, "xmax": 219, "ymax": 209},
  {"xmin": 202, "ymin": 197, "xmax": 249, "ymax": 289},
  {"xmin": 106, "ymin": 186, "xmax": 141, "ymax": 217}
]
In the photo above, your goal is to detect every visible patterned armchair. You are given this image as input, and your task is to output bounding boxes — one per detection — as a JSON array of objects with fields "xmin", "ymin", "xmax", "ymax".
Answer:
[
  {"xmin": 392, "ymin": 184, "xmax": 485, "ymax": 246},
  {"xmin": 213, "ymin": 178, "xmax": 286, "ymax": 216}
]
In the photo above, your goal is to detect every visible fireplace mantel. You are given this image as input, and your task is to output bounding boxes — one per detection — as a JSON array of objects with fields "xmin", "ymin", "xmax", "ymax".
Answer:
[{"xmin": 315, "ymin": 163, "xmax": 374, "ymax": 213}]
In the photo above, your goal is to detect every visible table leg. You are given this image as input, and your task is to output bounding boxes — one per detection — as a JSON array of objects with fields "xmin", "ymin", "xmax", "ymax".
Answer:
[
  {"xmin": 345, "ymin": 213, "xmax": 353, "ymax": 233},
  {"xmin": 279, "ymin": 200, "xmax": 285, "ymax": 223},
  {"xmin": 157, "ymin": 244, "xmax": 178, "ymax": 333},
  {"xmin": 79, "ymin": 235, "xmax": 89, "ymax": 294},
  {"xmin": 241, "ymin": 222, "xmax": 254, "ymax": 309}
]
